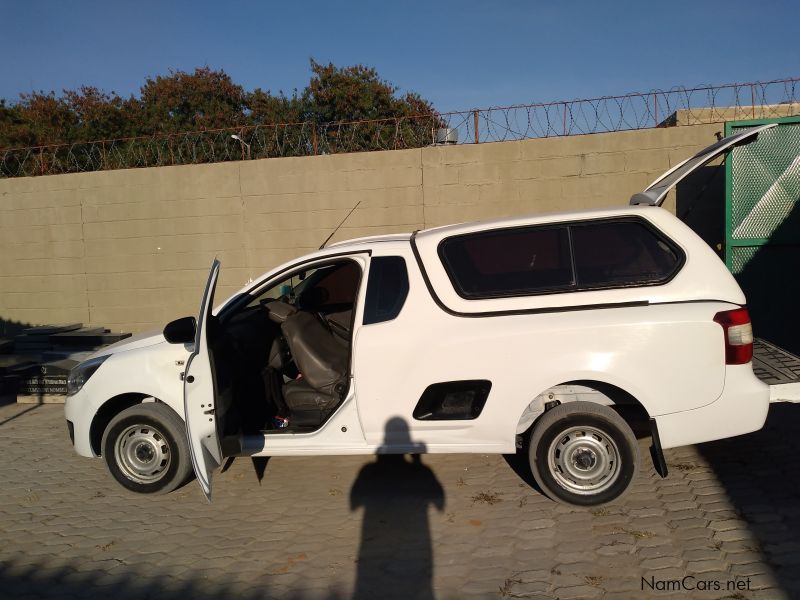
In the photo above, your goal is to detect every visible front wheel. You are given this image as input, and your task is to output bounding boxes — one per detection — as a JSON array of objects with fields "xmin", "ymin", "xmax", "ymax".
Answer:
[
  {"xmin": 101, "ymin": 402, "xmax": 193, "ymax": 495},
  {"xmin": 528, "ymin": 401, "xmax": 639, "ymax": 506}
]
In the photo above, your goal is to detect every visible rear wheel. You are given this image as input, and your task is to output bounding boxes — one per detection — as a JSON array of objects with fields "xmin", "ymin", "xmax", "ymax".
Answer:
[
  {"xmin": 101, "ymin": 403, "xmax": 192, "ymax": 495},
  {"xmin": 528, "ymin": 401, "xmax": 639, "ymax": 506}
]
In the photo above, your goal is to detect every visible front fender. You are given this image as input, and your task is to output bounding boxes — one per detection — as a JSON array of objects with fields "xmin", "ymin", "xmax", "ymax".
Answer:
[{"xmin": 68, "ymin": 342, "xmax": 190, "ymax": 455}]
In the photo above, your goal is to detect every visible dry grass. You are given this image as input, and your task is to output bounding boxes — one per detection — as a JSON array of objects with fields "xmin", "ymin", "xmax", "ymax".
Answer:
[{"xmin": 472, "ymin": 491, "xmax": 503, "ymax": 505}]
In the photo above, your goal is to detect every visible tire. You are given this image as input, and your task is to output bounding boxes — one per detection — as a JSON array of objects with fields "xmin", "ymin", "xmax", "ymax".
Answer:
[
  {"xmin": 101, "ymin": 402, "xmax": 193, "ymax": 495},
  {"xmin": 528, "ymin": 401, "xmax": 639, "ymax": 506}
]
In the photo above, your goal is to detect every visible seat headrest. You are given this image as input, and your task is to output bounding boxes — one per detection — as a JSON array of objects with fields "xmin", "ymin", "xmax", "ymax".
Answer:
[{"xmin": 266, "ymin": 301, "xmax": 298, "ymax": 324}]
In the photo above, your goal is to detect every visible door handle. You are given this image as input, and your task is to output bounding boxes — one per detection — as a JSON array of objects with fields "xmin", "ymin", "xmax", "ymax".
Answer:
[{"xmin": 203, "ymin": 408, "xmax": 215, "ymax": 415}]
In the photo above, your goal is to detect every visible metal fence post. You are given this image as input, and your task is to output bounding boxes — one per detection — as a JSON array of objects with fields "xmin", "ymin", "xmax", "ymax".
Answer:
[
  {"xmin": 474, "ymin": 110, "xmax": 479, "ymax": 144},
  {"xmin": 653, "ymin": 93, "xmax": 658, "ymax": 127},
  {"xmin": 312, "ymin": 125, "xmax": 318, "ymax": 155}
]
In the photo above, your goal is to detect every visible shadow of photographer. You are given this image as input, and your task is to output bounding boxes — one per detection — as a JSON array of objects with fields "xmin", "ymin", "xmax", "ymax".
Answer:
[{"xmin": 350, "ymin": 417, "xmax": 445, "ymax": 600}]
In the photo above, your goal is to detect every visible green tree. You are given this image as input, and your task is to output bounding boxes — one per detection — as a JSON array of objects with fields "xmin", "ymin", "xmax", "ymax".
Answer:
[
  {"xmin": 138, "ymin": 67, "xmax": 248, "ymax": 133},
  {"xmin": 302, "ymin": 60, "xmax": 442, "ymax": 152},
  {"xmin": 1, "ymin": 61, "xmax": 443, "ymax": 176},
  {"xmin": 63, "ymin": 86, "xmax": 140, "ymax": 141},
  {"xmin": 302, "ymin": 59, "xmax": 436, "ymax": 123},
  {"xmin": 1, "ymin": 91, "xmax": 76, "ymax": 147},
  {"xmin": 247, "ymin": 88, "xmax": 304, "ymax": 125}
]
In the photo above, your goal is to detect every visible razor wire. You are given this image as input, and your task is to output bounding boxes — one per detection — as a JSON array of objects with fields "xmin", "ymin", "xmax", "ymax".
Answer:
[{"xmin": 2, "ymin": 77, "xmax": 799, "ymax": 178}]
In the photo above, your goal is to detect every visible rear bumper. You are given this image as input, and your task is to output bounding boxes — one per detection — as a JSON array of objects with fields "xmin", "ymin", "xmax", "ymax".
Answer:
[{"xmin": 656, "ymin": 363, "xmax": 770, "ymax": 450}]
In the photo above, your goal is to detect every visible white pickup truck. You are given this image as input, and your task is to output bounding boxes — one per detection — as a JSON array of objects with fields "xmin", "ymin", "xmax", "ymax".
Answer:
[{"xmin": 65, "ymin": 124, "xmax": 784, "ymax": 506}]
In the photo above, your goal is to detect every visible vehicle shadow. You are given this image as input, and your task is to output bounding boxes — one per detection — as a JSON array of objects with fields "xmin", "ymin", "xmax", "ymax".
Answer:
[
  {"xmin": 350, "ymin": 417, "xmax": 445, "ymax": 600},
  {"xmin": 220, "ymin": 456, "xmax": 271, "ymax": 484},
  {"xmin": 697, "ymin": 403, "xmax": 800, "ymax": 597},
  {"xmin": 680, "ymin": 144, "xmax": 800, "ymax": 595}
]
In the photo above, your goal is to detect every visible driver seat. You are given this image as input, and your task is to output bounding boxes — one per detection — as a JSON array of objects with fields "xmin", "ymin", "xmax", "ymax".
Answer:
[{"xmin": 280, "ymin": 311, "xmax": 349, "ymax": 426}]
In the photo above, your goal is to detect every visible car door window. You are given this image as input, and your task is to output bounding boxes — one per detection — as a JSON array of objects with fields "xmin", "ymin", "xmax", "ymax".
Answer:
[
  {"xmin": 363, "ymin": 256, "xmax": 410, "ymax": 325},
  {"xmin": 299, "ymin": 261, "xmax": 360, "ymax": 311},
  {"xmin": 240, "ymin": 260, "xmax": 362, "ymax": 321}
]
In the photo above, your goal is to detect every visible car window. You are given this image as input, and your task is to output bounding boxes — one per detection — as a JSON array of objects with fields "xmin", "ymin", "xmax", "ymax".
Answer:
[
  {"xmin": 438, "ymin": 218, "xmax": 684, "ymax": 299},
  {"xmin": 245, "ymin": 261, "xmax": 360, "ymax": 310},
  {"xmin": 439, "ymin": 226, "xmax": 574, "ymax": 298},
  {"xmin": 571, "ymin": 221, "xmax": 681, "ymax": 287},
  {"xmin": 299, "ymin": 261, "xmax": 361, "ymax": 310},
  {"xmin": 363, "ymin": 256, "xmax": 410, "ymax": 325}
]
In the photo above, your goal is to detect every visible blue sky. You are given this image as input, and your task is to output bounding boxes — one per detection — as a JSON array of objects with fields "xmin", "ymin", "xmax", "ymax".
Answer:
[{"xmin": 3, "ymin": 0, "xmax": 799, "ymax": 113}]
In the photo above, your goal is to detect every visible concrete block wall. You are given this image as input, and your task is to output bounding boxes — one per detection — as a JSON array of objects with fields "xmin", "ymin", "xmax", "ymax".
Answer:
[
  {"xmin": 0, "ymin": 122, "xmax": 721, "ymax": 333},
  {"xmin": 421, "ymin": 124, "xmax": 715, "ymax": 226}
]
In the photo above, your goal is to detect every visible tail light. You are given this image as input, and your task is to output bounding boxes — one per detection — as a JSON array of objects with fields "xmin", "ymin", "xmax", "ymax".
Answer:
[{"xmin": 713, "ymin": 307, "xmax": 753, "ymax": 365}]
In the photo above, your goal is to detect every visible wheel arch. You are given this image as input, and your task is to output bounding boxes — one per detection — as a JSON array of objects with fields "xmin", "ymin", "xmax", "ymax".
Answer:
[
  {"xmin": 89, "ymin": 393, "xmax": 182, "ymax": 456},
  {"xmin": 515, "ymin": 378, "xmax": 652, "ymax": 439}
]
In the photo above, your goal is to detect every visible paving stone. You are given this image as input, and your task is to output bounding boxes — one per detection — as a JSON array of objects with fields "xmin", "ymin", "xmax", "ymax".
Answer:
[
  {"xmin": 641, "ymin": 556, "xmax": 683, "ymax": 570},
  {"xmin": 746, "ymin": 573, "xmax": 782, "ymax": 590},
  {"xmin": 681, "ymin": 547, "xmax": 725, "ymax": 562},
  {"xmin": 552, "ymin": 584, "xmax": 603, "ymax": 599},
  {"xmin": 0, "ymin": 403, "xmax": 797, "ymax": 599},
  {"xmin": 729, "ymin": 562, "xmax": 770, "ymax": 577},
  {"xmin": 596, "ymin": 543, "xmax": 635, "ymax": 556},
  {"xmin": 748, "ymin": 589, "xmax": 793, "ymax": 600},
  {"xmin": 713, "ymin": 528, "xmax": 758, "ymax": 543}
]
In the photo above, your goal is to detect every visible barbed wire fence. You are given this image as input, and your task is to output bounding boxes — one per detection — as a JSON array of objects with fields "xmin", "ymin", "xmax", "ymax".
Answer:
[{"xmin": 2, "ymin": 77, "xmax": 799, "ymax": 178}]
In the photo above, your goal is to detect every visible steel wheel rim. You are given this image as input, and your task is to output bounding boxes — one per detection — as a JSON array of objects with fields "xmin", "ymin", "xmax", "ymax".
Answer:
[
  {"xmin": 114, "ymin": 423, "xmax": 171, "ymax": 484},
  {"xmin": 547, "ymin": 425, "xmax": 621, "ymax": 495}
]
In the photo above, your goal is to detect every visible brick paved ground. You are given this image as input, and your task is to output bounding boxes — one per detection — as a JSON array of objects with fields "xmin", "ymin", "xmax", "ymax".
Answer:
[{"xmin": 1, "ymin": 397, "xmax": 799, "ymax": 600}]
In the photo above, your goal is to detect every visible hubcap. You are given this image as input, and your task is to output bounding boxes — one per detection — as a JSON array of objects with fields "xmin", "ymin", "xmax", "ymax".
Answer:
[
  {"xmin": 114, "ymin": 424, "xmax": 171, "ymax": 484},
  {"xmin": 547, "ymin": 426, "xmax": 621, "ymax": 495}
]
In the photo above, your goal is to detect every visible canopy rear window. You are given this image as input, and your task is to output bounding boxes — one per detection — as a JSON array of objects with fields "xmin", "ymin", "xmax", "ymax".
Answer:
[{"xmin": 438, "ymin": 218, "xmax": 683, "ymax": 299}]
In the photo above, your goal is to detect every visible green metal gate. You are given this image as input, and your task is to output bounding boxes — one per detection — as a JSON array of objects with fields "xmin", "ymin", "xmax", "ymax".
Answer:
[{"xmin": 725, "ymin": 116, "xmax": 800, "ymax": 353}]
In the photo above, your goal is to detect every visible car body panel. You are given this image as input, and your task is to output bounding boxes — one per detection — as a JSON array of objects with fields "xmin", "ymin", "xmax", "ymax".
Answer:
[
  {"xmin": 355, "ymin": 244, "xmax": 731, "ymax": 450},
  {"xmin": 657, "ymin": 363, "xmax": 769, "ymax": 449},
  {"xmin": 85, "ymin": 329, "xmax": 167, "ymax": 359},
  {"xmin": 64, "ymin": 340, "xmax": 188, "ymax": 457},
  {"xmin": 183, "ymin": 258, "xmax": 222, "ymax": 501},
  {"xmin": 412, "ymin": 206, "xmax": 745, "ymax": 315}
]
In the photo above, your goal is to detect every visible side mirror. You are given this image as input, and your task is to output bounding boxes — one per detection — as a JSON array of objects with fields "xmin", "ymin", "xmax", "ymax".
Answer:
[{"xmin": 163, "ymin": 316, "xmax": 197, "ymax": 344}]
